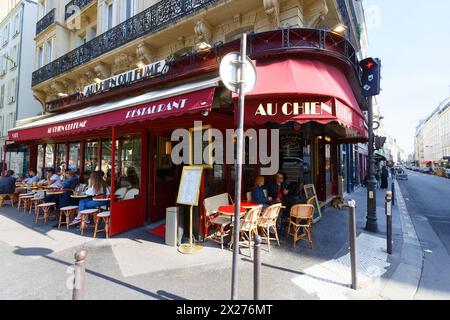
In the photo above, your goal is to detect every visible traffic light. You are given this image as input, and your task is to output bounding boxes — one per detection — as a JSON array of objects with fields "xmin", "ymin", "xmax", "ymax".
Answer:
[{"xmin": 360, "ymin": 57, "xmax": 381, "ymax": 97}]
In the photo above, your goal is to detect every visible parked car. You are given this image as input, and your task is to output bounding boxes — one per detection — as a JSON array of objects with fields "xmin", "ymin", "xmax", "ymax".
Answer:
[
  {"xmin": 422, "ymin": 167, "xmax": 432, "ymax": 174},
  {"xmin": 446, "ymin": 169, "xmax": 450, "ymax": 179}
]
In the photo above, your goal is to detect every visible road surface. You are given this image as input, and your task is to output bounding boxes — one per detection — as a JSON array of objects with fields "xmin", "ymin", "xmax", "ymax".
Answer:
[{"xmin": 398, "ymin": 170, "xmax": 450, "ymax": 299}]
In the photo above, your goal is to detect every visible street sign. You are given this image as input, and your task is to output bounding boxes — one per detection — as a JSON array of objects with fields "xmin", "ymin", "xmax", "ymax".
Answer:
[
  {"xmin": 220, "ymin": 52, "xmax": 257, "ymax": 94},
  {"xmin": 360, "ymin": 57, "xmax": 381, "ymax": 97}
]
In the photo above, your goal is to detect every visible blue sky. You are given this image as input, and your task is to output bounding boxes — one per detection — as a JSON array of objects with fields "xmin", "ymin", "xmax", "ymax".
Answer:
[{"xmin": 363, "ymin": 0, "xmax": 450, "ymax": 154}]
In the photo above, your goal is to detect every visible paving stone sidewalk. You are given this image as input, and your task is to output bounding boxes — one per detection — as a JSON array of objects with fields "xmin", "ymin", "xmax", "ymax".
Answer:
[{"xmin": 0, "ymin": 180, "xmax": 422, "ymax": 300}]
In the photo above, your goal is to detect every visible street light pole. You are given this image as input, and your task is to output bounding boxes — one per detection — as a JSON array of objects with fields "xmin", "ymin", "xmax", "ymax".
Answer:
[{"xmin": 366, "ymin": 96, "xmax": 378, "ymax": 232}]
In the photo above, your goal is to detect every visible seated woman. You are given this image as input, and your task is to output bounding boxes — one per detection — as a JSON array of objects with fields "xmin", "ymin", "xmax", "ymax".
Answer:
[
  {"xmin": 70, "ymin": 171, "xmax": 110, "ymax": 225},
  {"xmin": 43, "ymin": 168, "xmax": 63, "ymax": 188},
  {"xmin": 251, "ymin": 176, "xmax": 271, "ymax": 209}
]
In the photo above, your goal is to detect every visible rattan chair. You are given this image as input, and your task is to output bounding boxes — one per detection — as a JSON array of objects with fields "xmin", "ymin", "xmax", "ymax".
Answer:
[
  {"xmin": 239, "ymin": 205, "xmax": 263, "ymax": 257},
  {"xmin": 287, "ymin": 204, "xmax": 314, "ymax": 248},
  {"xmin": 258, "ymin": 203, "xmax": 282, "ymax": 252}
]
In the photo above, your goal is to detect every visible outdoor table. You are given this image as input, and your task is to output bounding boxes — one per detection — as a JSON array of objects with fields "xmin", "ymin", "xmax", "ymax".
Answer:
[
  {"xmin": 240, "ymin": 201, "xmax": 259, "ymax": 210},
  {"xmin": 93, "ymin": 195, "xmax": 119, "ymax": 211},
  {"xmin": 71, "ymin": 194, "xmax": 89, "ymax": 199},
  {"xmin": 46, "ymin": 191, "xmax": 65, "ymax": 196}
]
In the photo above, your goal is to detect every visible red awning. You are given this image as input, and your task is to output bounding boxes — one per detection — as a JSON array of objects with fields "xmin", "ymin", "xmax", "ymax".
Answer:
[
  {"xmin": 9, "ymin": 80, "xmax": 218, "ymax": 142},
  {"xmin": 239, "ymin": 59, "xmax": 368, "ymax": 139}
]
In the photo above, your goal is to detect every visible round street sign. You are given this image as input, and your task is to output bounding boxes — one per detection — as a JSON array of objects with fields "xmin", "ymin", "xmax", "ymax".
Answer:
[{"xmin": 219, "ymin": 52, "xmax": 257, "ymax": 94}]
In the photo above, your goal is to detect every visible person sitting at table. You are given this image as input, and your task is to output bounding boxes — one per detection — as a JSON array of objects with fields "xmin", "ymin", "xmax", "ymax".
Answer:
[
  {"xmin": 281, "ymin": 181, "xmax": 307, "ymax": 230},
  {"xmin": 251, "ymin": 176, "xmax": 271, "ymax": 209},
  {"xmin": 266, "ymin": 172, "xmax": 288, "ymax": 204},
  {"xmin": 44, "ymin": 170, "xmax": 79, "ymax": 210},
  {"xmin": 126, "ymin": 167, "xmax": 140, "ymax": 189},
  {"xmin": 0, "ymin": 170, "xmax": 16, "ymax": 195},
  {"xmin": 70, "ymin": 171, "xmax": 111, "ymax": 225},
  {"xmin": 43, "ymin": 168, "xmax": 63, "ymax": 188},
  {"xmin": 23, "ymin": 169, "xmax": 40, "ymax": 185}
]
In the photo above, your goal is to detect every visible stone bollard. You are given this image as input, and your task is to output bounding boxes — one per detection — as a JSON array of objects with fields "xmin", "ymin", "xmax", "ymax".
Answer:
[{"xmin": 72, "ymin": 248, "xmax": 87, "ymax": 300}]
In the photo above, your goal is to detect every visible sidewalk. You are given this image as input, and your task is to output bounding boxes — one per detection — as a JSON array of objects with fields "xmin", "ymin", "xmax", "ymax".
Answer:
[{"xmin": 0, "ymin": 180, "xmax": 423, "ymax": 300}]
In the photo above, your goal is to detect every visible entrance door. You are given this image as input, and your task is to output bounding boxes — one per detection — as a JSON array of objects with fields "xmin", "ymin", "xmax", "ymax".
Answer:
[{"xmin": 149, "ymin": 134, "xmax": 181, "ymax": 222}]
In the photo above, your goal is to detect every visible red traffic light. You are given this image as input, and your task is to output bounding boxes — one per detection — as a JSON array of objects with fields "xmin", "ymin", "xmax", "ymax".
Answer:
[{"xmin": 365, "ymin": 60, "xmax": 375, "ymax": 69}]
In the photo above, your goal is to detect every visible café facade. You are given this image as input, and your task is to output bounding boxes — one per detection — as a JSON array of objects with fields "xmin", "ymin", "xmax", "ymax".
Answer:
[{"xmin": 4, "ymin": 28, "xmax": 368, "ymax": 238}]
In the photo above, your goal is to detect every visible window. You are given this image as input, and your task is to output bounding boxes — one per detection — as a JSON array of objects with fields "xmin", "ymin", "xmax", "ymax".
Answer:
[
  {"xmin": 37, "ymin": 45, "xmax": 43, "ymax": 68},
  {"xmin": 12, "ymin": 13, "xmax": 20, "ymax": 36},
  {"xmin": 123, "ymin": 0, "xmax": 135, "ymax": 21},
  {"xmin": 84, "ymin": 141, "xmax": 99, "ymax": 181},
  {"xmin": 36, "ymin": 145, "xmax": 45, "ymax": 178},
  {"xmin": 0, "ymin": 55, "xmax": 6, "ymax": 75},
  {"xmin": 104, "ymin": 1, "xmax": 115, "ymax": 31},
  {"xmin": 45, "ymin": 39, "xmax": 53, "ymax": 64},
  {"xmin": 2, "ymin": 24, "xmax": 9, "ymax": 46},
  {"xmin": 45, "ymin": 144, "xmax": 55, "ymax": 169},
  {"xmin": 9, "ymin": 46, "xmax": 17, "ymax": 69},
  {"xmin": 117, "ymin": 137, "xmax": 141, "ymax": 190},
  {"xmin": 7, "ymin": 78, "xmax": 16, "ymax": 103},
  {"xmin": 68, "ymin": 143, "xmax": 81, "ymax": 173},
  {"xmin": 0, "ymin": 116, "xmax": 3, "ymax": 136},
  {"xmin": 0, "ymin": 85, "xmax": 4, "ymax": 108}
]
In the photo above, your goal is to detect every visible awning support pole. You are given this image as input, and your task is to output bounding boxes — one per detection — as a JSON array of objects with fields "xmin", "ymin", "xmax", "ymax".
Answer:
[{"xmin": 2, "ymin": 140, "xmax": 7, "ymax": 176}]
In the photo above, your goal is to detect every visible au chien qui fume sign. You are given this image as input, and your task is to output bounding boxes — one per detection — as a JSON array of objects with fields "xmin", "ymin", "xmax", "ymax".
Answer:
[{"xmin": 83, "ymin": 60, "xmax": 168, "ymax": 97}]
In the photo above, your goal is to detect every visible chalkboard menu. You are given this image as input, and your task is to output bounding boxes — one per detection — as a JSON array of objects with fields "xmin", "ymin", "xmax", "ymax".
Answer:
[
  {"xmin": 177, "ymin": 166, "xmax": 204, "ymax": 206},
  {"xmin": 304, "ymin": 184, "xmax": 322, "ymax": 223}
]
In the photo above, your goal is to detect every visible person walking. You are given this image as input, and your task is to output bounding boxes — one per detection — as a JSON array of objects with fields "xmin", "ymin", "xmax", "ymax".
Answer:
[{"xmin": 380, "ymin": 166, "xmax": 389, "ymax": 189}]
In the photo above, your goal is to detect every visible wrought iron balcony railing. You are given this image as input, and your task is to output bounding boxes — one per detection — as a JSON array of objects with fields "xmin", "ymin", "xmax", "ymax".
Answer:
[
  {"xmin": 36, "ymin": 8, "xmax": 56, "ymax": 36},
  {"xmin": 65, "ymin": 0, "xmax": 95, "ymax": 20},
  {"xmin": 32, "ymin": 0, "xmax": 221, "ymax": 87}
]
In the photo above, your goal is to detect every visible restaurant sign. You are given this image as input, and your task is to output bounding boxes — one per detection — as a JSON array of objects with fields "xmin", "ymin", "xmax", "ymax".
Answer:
[{"xmin": 83, "ymin": 60, "xmax": 168, "ymax": 97}]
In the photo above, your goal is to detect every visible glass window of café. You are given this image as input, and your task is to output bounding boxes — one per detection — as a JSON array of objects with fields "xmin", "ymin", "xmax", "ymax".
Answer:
[
  {"xmin": 84, "ymin": 141, "xmax": 99, "ymax": 182},
  {"xmin": 55, "ymin": 144, "xmax": 67, "ymax": 172},
  {"xmin": 101, "ymin": 140, "xmax": 112, "ymax": 184},
  {"xmin": 36, "ymin": 144, "xmax": 45, "ymax": 178},
  {"xmin": 69, "ymin": 143, "xmax": 80, "ymax": 173},
  {"xmin": 45, "ymin": 144, "xmax": 55, "ymax": 170},
  {"xmin": 117, "ymin": 136, "xmax": 141, "ymax": 192}
]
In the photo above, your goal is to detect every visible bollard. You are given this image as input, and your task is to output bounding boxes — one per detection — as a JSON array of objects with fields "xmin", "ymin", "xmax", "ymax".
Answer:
[
  {"xmin": 347, "ymin": 200, "xmax": 358, "ymax": 290},
  {"xmin": 385, "ymin": 192, "xmax": 393, "ymax": 255},
  {"xmin": 254, "ymin": 235, "xmax": 262, "ymax": 300},
  {"xmin": 391, "ymin": 181, "xmax": 396, "ymax": 206},
  {"xmin": 72, "ymin": 248, "xmax": 88, "ymax": 300}
]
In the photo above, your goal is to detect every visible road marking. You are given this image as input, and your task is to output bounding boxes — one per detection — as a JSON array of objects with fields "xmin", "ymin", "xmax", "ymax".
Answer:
[{"xmin": 424, "ymin": 249, "xmax": 433, "ymax": 254}]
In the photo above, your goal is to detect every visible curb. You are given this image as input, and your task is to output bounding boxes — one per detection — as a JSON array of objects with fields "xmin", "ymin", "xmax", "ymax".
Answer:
[{"xmin": 379, "ymin": 180, "xmax": 424, "ymax": 300}]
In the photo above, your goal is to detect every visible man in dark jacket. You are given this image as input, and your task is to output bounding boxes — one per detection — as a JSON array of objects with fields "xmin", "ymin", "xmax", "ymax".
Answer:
[
  {"xmin": 0, "ymin": 170, "xmax": 16, "ymax": 194},
  {"xmin": 266, "ymin": 172, "xmax": 288, "ymax": 204}
]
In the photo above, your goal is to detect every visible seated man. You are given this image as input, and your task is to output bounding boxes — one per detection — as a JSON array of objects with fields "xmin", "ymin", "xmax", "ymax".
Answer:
[
  {"xmin": 44, "ymin": 168, "xmax": 63, "ymax": 188},
  {"xmin": 266, "ymin": 172, "xmax": 288, "ymax": 204},
  {"xmin": 45, "ymin": 170, "xmax": 79, "ymax": 210},
  {"xmin": 0, "ymin": 170, "xmax": 16, "ymax": 194},
  {"xmin": 23, "ymin": 169, "xmax": 40, "ymax": 185}
]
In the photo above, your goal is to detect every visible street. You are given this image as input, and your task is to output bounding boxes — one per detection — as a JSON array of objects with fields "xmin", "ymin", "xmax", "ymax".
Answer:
[{"xmin": 398, "ymin": 170, "xmax": 450, "ymax": 299}]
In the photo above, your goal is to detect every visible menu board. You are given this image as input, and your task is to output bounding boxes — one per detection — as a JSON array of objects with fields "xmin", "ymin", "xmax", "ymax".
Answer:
[
  {"xmin": 177, "ymin": 166, "xmax": 204, "ymax": 206},
  {"xmin": 304, "ymin": 184, "xmax": 322, "ymax": 223}
]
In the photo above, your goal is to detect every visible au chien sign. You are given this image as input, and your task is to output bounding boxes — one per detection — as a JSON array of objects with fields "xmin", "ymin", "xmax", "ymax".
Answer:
[{"xmin": 83, "ymin": 60, "xmax": 168, "ymax": 97}]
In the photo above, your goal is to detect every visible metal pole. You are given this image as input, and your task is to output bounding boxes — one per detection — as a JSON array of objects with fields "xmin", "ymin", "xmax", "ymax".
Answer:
[
  {"xmin": 2, "ymin": 140, "xmax": 7, "ymax": 176},
  {"xmin": 72, "ymin": 248, "xmax": 87, "ymax": 300},
  {"xmin": 254, "ymin": 235, "xmax": 262, "ymax": 300},
  {"xmin": 348, "ymin": 200, "xmax": 357, "ymax": 290},
  {"xmin": 385, "ymin": 191, "xmax": 393, "ymax": 255},
  {"xmin": 391, "ymin": 181, "xmax": 396, "ymax": 207},
  {"xmin": 366, "ymin": 97, "xmax": 378, "ymax": 232},
  {"xmin": 231, "ymin": 33, "xmax": 247, "ymax": 301}
]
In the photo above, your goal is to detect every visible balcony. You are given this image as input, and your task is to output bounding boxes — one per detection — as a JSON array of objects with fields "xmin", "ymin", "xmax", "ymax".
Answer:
[
  {"xmin": 65, "ymin": 0, "xmax": 95, "ymax": 20},
  {"xmin": 32, "ymin": 0, "xmax": 222, "ymax": 87},
  {"xmin": 36, "ymin": 8, "xmax": 56, "ymax": 36},
  {"xmin": 45, "ymin": 28, "xmax": 362, "ymax": 112}
]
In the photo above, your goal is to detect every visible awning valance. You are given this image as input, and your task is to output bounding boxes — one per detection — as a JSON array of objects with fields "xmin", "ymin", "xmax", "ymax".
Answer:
[
  {"xmin": 9, "ymin": 78, "xmax": 220, "ymax": 142},
  {"xmin": 238, "ymin": 59, "xmax": 368, "ymax": 139}
]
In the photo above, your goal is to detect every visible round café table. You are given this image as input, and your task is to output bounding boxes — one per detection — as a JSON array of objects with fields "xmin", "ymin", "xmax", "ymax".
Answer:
[
  {"xmin": 71, "ymin": 194, "xmax": 89, "ymax": 199},
  {"xmin": 218, "ymin": 205, "xmax": 247, "ymax": 250},
  {"xmin": 240, "ymin": 201, "xmax": 259, "ymax": 210}
]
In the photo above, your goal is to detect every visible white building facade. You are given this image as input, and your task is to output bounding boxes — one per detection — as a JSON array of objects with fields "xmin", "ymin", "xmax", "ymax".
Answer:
[
  {"xmin": 414, "ymin": 97, "xmax": 450, "ymax": 166},
  {"xmin": 0, "ymin": 0, "xmax": 41, "ymax": 175}
]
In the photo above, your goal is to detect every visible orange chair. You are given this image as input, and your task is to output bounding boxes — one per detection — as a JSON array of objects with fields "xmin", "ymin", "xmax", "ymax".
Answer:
[{"xmin": 239, "ymin": 205, "xmax": 263, "ymax": 257}]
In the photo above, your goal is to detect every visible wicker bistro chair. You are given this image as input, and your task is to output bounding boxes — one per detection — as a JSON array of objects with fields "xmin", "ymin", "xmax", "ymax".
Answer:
[
  {"xmin": 239, "ymin": 205, "xmax": 263, "ymax": 257},
  {"xmin": 287, "ymin": 204, "xmax": 315, "ymax": 249},
  {"xmin": 203, "ymin": 193, "xmax": 234, "ymax": 249},
  {"xmin": 258, "ymin": 203, "xmax": 282, "ymax": 252}
]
